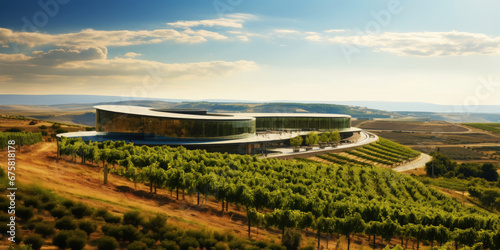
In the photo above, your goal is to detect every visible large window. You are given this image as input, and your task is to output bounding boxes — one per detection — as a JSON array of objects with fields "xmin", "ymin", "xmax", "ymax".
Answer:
[
  {"xmin": 96, "ymin": 109, "xmax": 256, "ymax": 140},
  {"xmin": 255, "ymin": 116, "xmax": 351, "ymax": 131}
]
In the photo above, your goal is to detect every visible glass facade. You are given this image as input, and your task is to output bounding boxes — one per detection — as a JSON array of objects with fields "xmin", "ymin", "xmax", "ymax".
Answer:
[
  {"xmin": 256, "ymin": 116, "xmax": 351, "ymax": 131},
  {"xmin": 96, "ymin": 109, "xmax": 256, "ymax": 140}
]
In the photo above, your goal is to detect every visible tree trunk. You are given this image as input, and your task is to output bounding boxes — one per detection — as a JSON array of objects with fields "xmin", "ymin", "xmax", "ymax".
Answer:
[
  {"xmin": 247, "ymin": 207, "xmax": 251, "ymax": 238},
  {"xmin": 176, "ymin": 187, "xmax": 179, "ymax": 200},
  {"xmin": 197, "ymin": 192, "xmax": 200, "ymax": 205},
  {"xmin": 103, "ymin": 162, "xmax": 108, "ymax": 185},
  {"xmin": 154, "ymin": 184, "xmax": 157, "ymax": 194},
  {"xmin": 373, "ymin": 234, "xmax": 376, "ymax": 249},
  {"xmin": 150, "ymin": 182, "xmax": 153, "ymax": 193},
  {"xmin": 347, "ymin": 235, "xmax": 351, "ymax": 250},
  {"xmin": 226, "ymin": 199, "xmax": 229, "ymax": 211},
  {"xmin": 416, "ymin": 238, "xmax": 420, "ymax": 250},
  {"xmin": 317, "ymin": 229, "xmax": 321, "ymax": 250},
  {"xmin": 221, "ymin": 200, "xmax": 224, "ymax": 214}
]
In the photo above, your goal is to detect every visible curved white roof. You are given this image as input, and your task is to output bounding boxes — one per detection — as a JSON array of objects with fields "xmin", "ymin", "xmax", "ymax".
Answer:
[
  {"xmin": 94, "ymin": 105, "xmax": 351, "ymax": 120},
  {"xmin": 94, "ymin": 105, "xmax": 255, "ymax": 121}
]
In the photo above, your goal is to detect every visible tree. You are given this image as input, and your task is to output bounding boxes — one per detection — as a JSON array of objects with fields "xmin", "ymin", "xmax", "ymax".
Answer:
[
  {"xmin": 282, "ymin": 228, "xmax": 302, "ymax": 250},
  {"xmin": 336, "ymin": 213, "xmax": 365, "ymax": 250},
  {"xmin": 305, "ymin": 132, "xmax": 319, "ymax": 147},
  {"xmin": 318, "ymin": 133, "xmax": 329, "ymax": 147},
  {"xmin": 481, "ymin": 163, "xmax": 499, "ymax": 181},
  {"xmin": 365, "ymin": 221, "xmax": 381, "ymax": 248},
  {"xmin": 290, "ymin": 135, "xmax": 303, "ymax": 148},
  {"xmin": 329, "ymin": 130, "xmax": 341, "ymax": 145}
]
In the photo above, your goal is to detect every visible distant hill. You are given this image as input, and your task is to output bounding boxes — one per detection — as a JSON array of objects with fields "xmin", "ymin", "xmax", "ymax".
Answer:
[{"xmin": 0, "ymin": 100, "xmax": 399, "ymax": 126}]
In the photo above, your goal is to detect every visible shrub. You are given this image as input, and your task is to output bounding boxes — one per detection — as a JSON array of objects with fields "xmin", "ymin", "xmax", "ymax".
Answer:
[
  {"xmin": 67, "ymin": 235, "xmax": 87, "ymax": 250},
  {"xmin": 102, "ymin": 224, "xmax": 123, "ymax": 241},
  {"xmin": 121, "ymin": 225, "xmax": 141, "ymax": 242},
  {"xmin": 200, "ymin": 238, "xmax": 218, "ymax": 249},
  {"xmin": 41, "ymin": 201, "xmax": 57, "ymax": 211},
  {"xmin": 127, "ymin": 241, "xmax": 148, "ymax": 250},
  {"xmin": 23, "ymin": 196, "xmax": 42, "ymax": 209},
  {"xmin": 78, "ymin": 220, "xmax": 96, "ymax": 235},
  {"xmin": 55, "ymin": 216, "xmax": 78, "ymax": 230},
  {"xmin": 39, "ymin": 125, "xmax": 47, "ymax": 129},
  {"xmin": 70, "ymin": 203, "xmax": 93, "ymax": 218},
  {"xmin": 255, "ymin": 241, "xmax": 268, "ymax": 249},
  {"xmin": 161, "ymin": 240, "xmax": 180, "ymax": 250},
  {"xmin": 179, "ymin": 237, "xmax": 199, "ymax": 250},
  {"xmin": 104, "ymin": 213, "xmax": 121, "ymax": 224},
  {"xmin": 34, "ymin": 222, "xmax": 55, "ymax": 237},
  {"xmin": 62, "ymin": 199, "xmax": 75, "ymax": 208},
  {"xmin": 41, "ymin": 131, "xmax": 48, "ymax": 136},
  {"xmin": 16, "ymin": 206, "xmax": 34, "ymax": 221},
  {"xmin": 29, "ymin": 121, "xmax": 37, "ymax": 125},
  {"xmin": 24, "ymin": 234, "xmax": 45, "ymax": 250},
  {"xmin": 52, "ymin": 123, "xmax": 62, "ymax": 129},
  {"xmin": 95, "ymin": 236, "xmax": 119, "ymax": 250},
  {"xmin": 50, "ymin": 205, "xmax": 69, "ymax": 218},
  {"xmin": 268, "ymin": 243, "xmax": 287, "ymax": 250},
  {"xmin": 228, "ymin": 240, "xmax": 245, "ymax": 250},
  {"xmin": 299, "ymin": 246, "xmax": 315, "ymax": 250},
  {"xmin": 213, "ymin": 231, "xmax": 226, "ymax": 242},
  {"xmin": 226, "ymin": 232, "xmax": 236, "ymax": 242},
  {"xmin": 144, "ymin": 214, "xmax": 167, "ymax": 232},
  {"xmin": 163, "ymin": 230, "xmax": 182, "ymax": 243},
  {"xmin": 95, "ymin": 208, "xmax": 109, "ymax": 218},
  {"xmin": 53, "ymin": 230, "xmax": 72, "ymax": 249},
  {"xmin": 140, "ymin": 237, "xmax": 156, "ymax": 248},
  {"xmin": 123, "ymin": 210, "xmax": 143, "ymax": 227},
  {"xmin": 215, "ymin": 242, "xmax": 227, "ymax": 250},
  {"xmin": 27, "ymin": 217, "xmax": 44, "ymax": 230},
  {"xmin": 282, "ymin": 229, "xmax": 302, "ymax": 250}
]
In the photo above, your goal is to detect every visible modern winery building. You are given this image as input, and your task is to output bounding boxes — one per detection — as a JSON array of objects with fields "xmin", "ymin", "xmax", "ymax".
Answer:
[{"xmin": 59, "ymin": 105, "xmax": 361, "ymax": 154}]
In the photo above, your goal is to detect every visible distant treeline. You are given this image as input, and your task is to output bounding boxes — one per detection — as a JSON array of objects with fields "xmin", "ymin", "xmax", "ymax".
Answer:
[{"xmin": 0, "ymin": 132, "xmax": 43, "ymax": 148}]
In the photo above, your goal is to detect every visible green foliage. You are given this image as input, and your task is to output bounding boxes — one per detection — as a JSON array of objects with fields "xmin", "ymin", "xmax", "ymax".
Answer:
[
  {"xmin": 282, "ymin": 229, "xmax": 302, "ymax": 250},
  {"xmin": 289, "ymin": 135, "xmax": 303, "ymax": 147},
  {"xmin": 0, "ymin": 132, "xmax": 43, "ymax": 148},
  {"xmin": 38, "ymin": 125, "xmax": 47, "ymax": 129},
  {"xmin": 103, "ymin": 213, "xmax": 122, "ymax": 224},
  {"xmin": 426, "ymin": 152, "xmax": 499, "ymax": 181},
  {"xmin": 123, "ymin": 210, "xmax": 143, "ymax": 227},
  {"xmin": 305, "ymin": 132, "xmax": 319, "ymax": 146},
  {"xmin": 127, "ymin": 241, "xmax": 148, "ymax": 250},
  {"xmin": 78, "ymin": 220, "xmax": 96, "ymax": 235},
  {"xmin": 34, "ymin": 222, "xmax": 55, "ymax": 237},
  {"xmin": 50, "ymin": 205, "xmax": 69, "ymax": 218},
  {"xmin": 464, "ymin": 123, "xmax": 500, "ymax": 134},
  {"xmin": 67, "ymin": 235, "xmax": 87, "ymax": 250},
  {"xmin": 23, "ymin": 234, "xmax": 45, "ymax": 250},
  {"xmin": 179, "ymin": 237, "xmax": 199, "ymax": 250},
  {"xmin": 55, "ymin": 216, "xmax": 78, "ymax": 230},
  {"xmin": 214, "ymin": 242, "xmax": 227, "ymax": 250},
  {"xmin": 16, "ymin": 206, "xmax": 34, "ymax": 221},
  {"xmin": 161, "ymin": 240, "xmax": 180, "ymax": 250},
  {"xmin": 95, "ymin": 236, "xmax": 119, "ymax": 250},
  {"xmin": 70, "ymin": 203, "xmax": 93, "ymax": 218}
]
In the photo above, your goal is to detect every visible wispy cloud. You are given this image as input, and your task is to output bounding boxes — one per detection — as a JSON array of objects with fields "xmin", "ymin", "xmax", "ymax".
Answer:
[
  {"xmin": 167, "ymin": 13, "xmax": 257, "ymax": 29},
  {"xmin": 323, "ymin": 30, "xmax": 500, "ymax": 56}
]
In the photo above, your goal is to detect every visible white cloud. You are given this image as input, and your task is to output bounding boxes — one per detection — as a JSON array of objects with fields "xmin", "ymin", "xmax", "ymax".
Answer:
[
  {"xmin": 274, "ymin": 29, "xmax": 300, "ymax": 34},
  {"xmin": 0, "ymin": 27, "xmax": 221, "ymax": 49},
  {"xmin": 124, "ymin": 52, "xmax": 141, "ymax": 58},
  {"xmin": 183, "ymin": 28, "xmax": 228, "ymax": 40},
  {"xmin": 305, "ymin": 35, "xmax": 322, "ymax": 41},
  {"xmin": 325, "ymin": 31, "xmax": 500, "ymax": 56},
  {"xmin": 324, "ymin": 29, "xmax": 347, "ymax": 33},
  {"xmin": 167, "ymin": 13, "xmax": 257, "ymax": 29}
]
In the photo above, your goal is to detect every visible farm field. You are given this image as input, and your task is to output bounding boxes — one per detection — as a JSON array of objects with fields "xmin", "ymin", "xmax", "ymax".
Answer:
[
  {"xmin": 357, "ymin": 120, "xmax": 469, "ymax": 132},
  {"xmin": 307, "ymin": 137, "xmax": 421, "ymax": 168},
  {"xmin": 374, "ymin": 131, "xmax": 500, "ymax": 145},
  {"xmin": 464, "ymin": 123, "xmax": 500, "ymax": 134},
  {"xmin": 411, "ymin": 146, "xmax": 488, "ymax": 161}
]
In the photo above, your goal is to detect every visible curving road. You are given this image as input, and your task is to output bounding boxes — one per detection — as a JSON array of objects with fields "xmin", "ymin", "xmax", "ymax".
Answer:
[{"xmin": 392, "ymin": 153, "xmax": 432, "ymax": 172}]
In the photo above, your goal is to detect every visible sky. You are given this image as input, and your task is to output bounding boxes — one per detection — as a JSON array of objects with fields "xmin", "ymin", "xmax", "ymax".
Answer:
[{"xmin": 1, "ymin": 0, "xmax": 500, "ymax": 105}]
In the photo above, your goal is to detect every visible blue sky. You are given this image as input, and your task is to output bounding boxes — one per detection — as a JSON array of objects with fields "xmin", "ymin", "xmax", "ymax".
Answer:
[{"xmin": 1, "ymin": 0, "xmax": 500, "ymax": 105}]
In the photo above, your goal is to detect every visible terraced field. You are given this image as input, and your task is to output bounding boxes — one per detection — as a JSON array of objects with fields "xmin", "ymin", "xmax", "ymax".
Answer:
[{"xmin": 307, "ymin": 138, "xmax": 421, "ymax": 168}]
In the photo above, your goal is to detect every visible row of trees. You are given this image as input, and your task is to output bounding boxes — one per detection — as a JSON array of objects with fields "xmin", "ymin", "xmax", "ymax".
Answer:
[
  {"xmin": 0, "ymin": 132, "xmax": 43, "ymax": 149},
  {"xmin": 289, "ymin": 130, "xmax": 341, "ymax": 149},
  {"xmin": 426, "ymin": 152, "xmax": 499, "ymax": 181},
  {"xmin": 58, "ymin": 137, "xmax": 500, "ymax": 248}
]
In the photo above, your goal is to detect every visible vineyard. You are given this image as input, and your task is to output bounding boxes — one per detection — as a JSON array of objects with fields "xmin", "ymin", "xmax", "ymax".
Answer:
[
  {"xmin": 464, "ymin": 123, "xmax": 500, "ymax": 134},
  {"xmin": 58, "ymin": 137, "xmax": 500, "ymax": 249},
  {"xmin": 0, "ymin": 132, "xmax": 43, "ymax": 149},
  {"xmin": 312, "ymin": 138, "xmax": 421, "ymax": 168}
]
